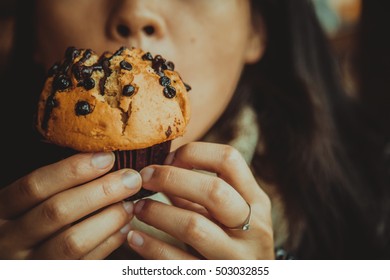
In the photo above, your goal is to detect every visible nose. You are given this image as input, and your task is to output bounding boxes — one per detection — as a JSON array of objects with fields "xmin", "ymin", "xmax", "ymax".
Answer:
[{"xmin": 108, "ymin": 0, "xmax": 166, "ymax": 48}]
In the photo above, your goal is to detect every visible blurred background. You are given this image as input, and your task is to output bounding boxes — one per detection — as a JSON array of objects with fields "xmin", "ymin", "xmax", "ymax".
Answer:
[
  {"xmin": 0, "ymin": 0, "xmax": 15, "ymax": 75},
  {"xmin": 313, "ymin": 0, "xmax": 362, "ymax": 96}
]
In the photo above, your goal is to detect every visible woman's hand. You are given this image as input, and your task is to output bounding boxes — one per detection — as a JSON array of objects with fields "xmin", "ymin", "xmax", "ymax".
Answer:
[
  {"xmin": 0, "ymin": 152, "xmax": 142, "ymax": 259},
  {"xmin": 127, "ymin": 142, "xmax": 274, "ymax": 259}
]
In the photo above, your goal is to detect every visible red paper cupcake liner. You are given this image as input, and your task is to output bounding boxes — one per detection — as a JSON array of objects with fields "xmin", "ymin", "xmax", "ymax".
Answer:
[{"xmin": 112, "ymin": 141, "xmax": 172, "ymax": 201}]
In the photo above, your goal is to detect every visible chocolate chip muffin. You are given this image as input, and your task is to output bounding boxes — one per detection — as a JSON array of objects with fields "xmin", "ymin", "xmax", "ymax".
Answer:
[{"xmin": 36, "ymin": 46, "xmax": 191, "ymax": 200}]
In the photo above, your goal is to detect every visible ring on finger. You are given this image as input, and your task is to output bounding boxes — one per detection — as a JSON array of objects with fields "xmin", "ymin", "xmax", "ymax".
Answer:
[{"xmin": 226, "ymin": 201, "xmax": 251, "ymax": 231}]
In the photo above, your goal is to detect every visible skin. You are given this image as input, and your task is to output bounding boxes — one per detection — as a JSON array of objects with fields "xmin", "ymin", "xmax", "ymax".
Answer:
[{"xmin": 0, "ymin": 0, "xmax": 274, "ymax": 259}]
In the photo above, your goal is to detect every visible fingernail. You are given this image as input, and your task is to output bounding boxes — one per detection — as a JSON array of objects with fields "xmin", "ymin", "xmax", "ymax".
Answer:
[
  {"xmin": 164, "ymin": 152, "xmax": 175, "ymax": 165},
  {"xmin": 128, "ymin": 231, "xmax": 144, "ymax": 246},
  {"xmin": 122, "ymin": 201, "xmax": 134, "ymax": 214},
  {"xmin": 91, "ymin": 152, "xmax": 114, "ymax": 169},
  {"xmin": 122, "ymin": 171, "xmax": 140, "ymax": 189},
  {"xmin": 140, "ymin": 167, "xmax": 154, "ymax": 183},
  {"xmin": 120, "ymin": 223, "xmax": 131, "ymax": 235},
  {"xmin": 134, "ymin": 199, "xmax": 146, "ymax": 214}
]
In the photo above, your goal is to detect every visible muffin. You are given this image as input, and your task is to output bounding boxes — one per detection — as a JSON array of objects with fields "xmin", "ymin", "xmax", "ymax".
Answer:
[{"xmin": 36, "ymin": 46, "xmax": 191, "ymax": 200}]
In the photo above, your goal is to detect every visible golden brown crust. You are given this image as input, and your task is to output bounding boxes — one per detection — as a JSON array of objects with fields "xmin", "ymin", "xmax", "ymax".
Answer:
[{"xmin": 36, "ymin": 47, "xmax": 190, "ymax": 152}]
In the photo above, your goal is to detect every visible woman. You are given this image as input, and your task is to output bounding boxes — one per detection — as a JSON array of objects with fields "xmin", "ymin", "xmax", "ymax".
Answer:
[{"xmin": 0, "ymin": 0, "xmax": 387, "ymax": 259}]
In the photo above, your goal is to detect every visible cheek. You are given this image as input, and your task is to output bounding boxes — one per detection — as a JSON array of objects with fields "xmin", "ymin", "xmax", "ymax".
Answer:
[
  {"xmin": 170, "ymin": 27, "xmax": 249, "ymax": 148},
  {"xmin": 34, "ymin": 2, "xmax": 108, "ymax": 69},
  {"xmin": 172, "ymin": 53, "xmax": 245, "ymax": 150},
  {"xmin": 173, "ymin": 25, "xmax": 252, "ymax": 146}
]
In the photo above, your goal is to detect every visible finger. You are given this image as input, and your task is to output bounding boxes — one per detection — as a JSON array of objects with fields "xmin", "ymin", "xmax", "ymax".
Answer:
[
  {"xmin": 134, "ymin": 199, "xmax": 242, "ymax": 259},
  {"xmin": 165, "ymin": 142, "xmax": 262, "ymax": 201},
  {"xmin": 168, "ymin": 196, "xmax": 209, "ymax": 217},
  {"xmin": 0, "ymin": 152, "xmax": 115, "ymax": 219},
  {"xmin": 140, "ymin": 165, "xmax": 249, "ymax": 228},
  {"xmin": 11, "ymin": 169, "xmax": 141, "ymax": 249},
  {"xmin": 81, "ymin": 228, "xmax": 130, "ymax": 260},
  {"xmin": 127, "ymin": 230, "xmax": 197, "ymax": 260},
  {"xmin": 31, "ymin": 201, "xmax": 133, "ymax": 259},
  {"xmin": 0, "ymin": 221, "xmax": 31, "ymax": 259}
]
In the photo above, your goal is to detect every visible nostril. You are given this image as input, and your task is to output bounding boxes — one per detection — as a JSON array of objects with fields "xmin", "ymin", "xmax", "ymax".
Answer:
[
  {"xmin": 143, "ymin": 25, "xmax": 155, "ymax": 36},
  {"xmin": 117, "ymin": 24, "xmax": 131, "ymax": 38}
]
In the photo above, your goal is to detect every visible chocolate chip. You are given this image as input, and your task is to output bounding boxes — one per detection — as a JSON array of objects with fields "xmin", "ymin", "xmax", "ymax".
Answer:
[
  {"xmin": 42, "ymin": 95, "xmax": 58, "ymax": 130},
  {"xmin": 112, "ymin": 46, "xmax": 126, "ymax": 57},
  {"xmin": 163, "ymin": 85, "xmax": 176, "ymax": 98},
  {"xmin": 184, "ymin": 83, "xmax": 192, "ymax": 92},
  {"xmin": 159, "ymin": 76, "xmax": 171, "ymax": 87},
  {"xmin": 92, "ymin": 64, "xmax": 103, "ymax": 71},
  {"xmin": 153, "ymin": 56, "xmax": 165, "ymax": 66},
  {"xmin": 75, "ymin": 101, "xmax": 93, "ymax": 116},
  {"xmin": 53, "ymin": 75, "xmax": 72, "ymax": 91},
  {"xmin": 73, "ymin": 63, "xmax": 94, "ymax": 81},
  {"xmin": 47, "ymin": 95, "xmax": 58, "ymax": 108},
  {"xmin": 161, "ymin": 63, "xmax": 168, "ymax": 71},
  {"xmin": 80, "ymin": 49, "xmax": 92, "ymax": 63},
  {"xmin": 65, "ymin": 47, "xmax": 80, "ymax": 61},
  {"xmin": 156, "ymin": 70, "xmax": 165, "ymax": 77},
  {"xmin": 102, "ymin": 58, "xmax": 110, "ymax": 70},
  {"xmin": 72, "ymin": 63, "xmax": 83, "ymax": 80},
  {"xmin": 120, "ymin": 60, "xmax": 133, "ymax": 71},
  {"xmin": 48, "ymin": 63, "xmax": 60, "ymax": 77},
  {"xmin": 123, "ymin": 85, "xmax": 136, "ymax": 96},
  {"xmin": 142, "ymin": 52, "xmax": 153, "ymax": 61},
  {"xmin": 99, "ymin": 59, "xmax": 112, "ymax": 95},
  {"xmin": 165, "ymin": 126, "xmax": 172, "ymax": 138},
  {"xmin": 83, "ymin": 78, "xmax": 95, "ymax": 90},
  {"xmin": 81, "ymin": 66, "xmax": 93, "ymax": 77},
  {"xmin": 98, "ymin": 51, "xmax": 111, "ymax": 63},
  {"xmin": 152, "ymin": 55, "xmax": 168, "ymax": 76},
  {"xmin": 166, "ymin": 61, "xmax": 175, "ymax": 71}
]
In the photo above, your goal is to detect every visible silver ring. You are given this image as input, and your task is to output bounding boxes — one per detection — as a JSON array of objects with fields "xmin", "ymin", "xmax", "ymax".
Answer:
[{"xmin": 227, "ymin": 202, "xmax": 251, "ymax": 231}]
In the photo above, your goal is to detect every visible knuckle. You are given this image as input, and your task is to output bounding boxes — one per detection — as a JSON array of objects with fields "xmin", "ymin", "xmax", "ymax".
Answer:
[
  {"xmin": 183, "ymin": 215, "xmax": 208, "ymax": 243},
  {"xmin": 158, "ymin": 166, "xmax": 177, "ymax": 188},
  {"xmin": 220, "ymin": 145, "xmax": 242, "ymax": 169},
  {"xmin": 66, "ymin": 159, "xmax": 84, "ymax": 179},
  {"xmin": 62, "ymin": 232, "xmax": 85, "ymax": 258},
  {"xmin": 20, "ymin": 172, "xmax": 45, "ymax": 201},
  {"xmin": 105, "ymin": 233, "xmax": 123, "ymax": 248},
  {"xmin": 41, "ymin": 199, "xmax": 68, "ymax": 224},
  {"xmin": 208, "ymin": 178, "xmax": 231, "ymax": 207},
  {"xmin": 178, "ymin": 142, "xmax": 199, "ymax": 161},
  {"xmin": 181, "ymin": 142, "xmax": 197, "ymax": 154},
  {"xmin": 100, "ymin": 179, "xmax": 116, "ymax": 198}
]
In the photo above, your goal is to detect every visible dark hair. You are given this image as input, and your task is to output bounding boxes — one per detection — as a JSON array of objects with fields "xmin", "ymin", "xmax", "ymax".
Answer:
[
  {"xmin": 212, "ymin": 0, "xmax": 390, "ymax": 259},
  {"xmin": 2, "ymin": 0, "xmax": 389, "ymax": 259},
  {"xmin": 252, "ymin": 0, "xmax": 390, "ymax": 258},
  {"xmin": 356, "ymin": 0, "xmax": 390, "ymax": 141},
  {"xmin": 352, "ymin": 0, "xmax": 390, "ymax": 256}
]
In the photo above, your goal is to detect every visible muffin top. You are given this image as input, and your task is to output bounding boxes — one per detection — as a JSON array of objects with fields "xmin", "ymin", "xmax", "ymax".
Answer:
[{"xmin": 36, "ymin": 46, "xmax": 191, "ymax": 152}]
